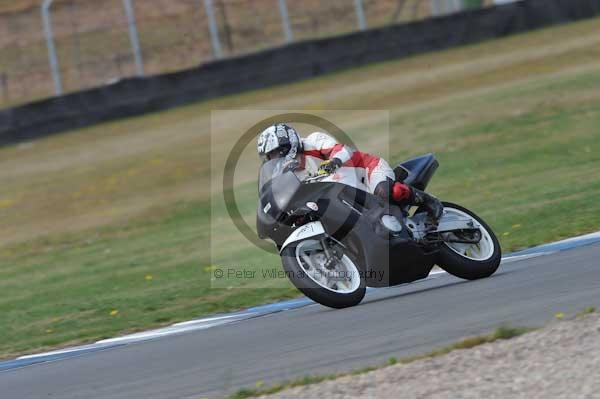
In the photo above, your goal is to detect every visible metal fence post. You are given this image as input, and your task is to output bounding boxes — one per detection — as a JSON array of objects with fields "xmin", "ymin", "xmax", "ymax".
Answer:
[
  {"xmin": 278, "ymin": 0, "xmax": 293, "ymax": 43},
  {"xmin": 203, "ymin": 0, "xmax": 223, "ymax": 59},
  {"xmin": 122, "ymin": 0, "xmax": 145, "ymax": 76},
  {"xmin": 431, "ymin": 0, "xmax": 441, "ymax": 16},
  {"xmin": 41, "ymin": 0, "xmax": 63, "ymax": 96},
  {"xmin": 0, "ymin": 73, "xmax": 7, "ymax": 103},
  {"xmin": 449, "ymin": 0, "xmax": 464, "ymax": 12},
  {"xmin": 354, "ymin": 0, "xmax": 367, "ymax": 31}
]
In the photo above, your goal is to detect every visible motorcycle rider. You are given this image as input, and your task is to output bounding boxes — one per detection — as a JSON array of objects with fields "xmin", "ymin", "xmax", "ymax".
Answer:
[{"xmin": 257, "ymin": 123, "xmax": 443, "ymax": 224}]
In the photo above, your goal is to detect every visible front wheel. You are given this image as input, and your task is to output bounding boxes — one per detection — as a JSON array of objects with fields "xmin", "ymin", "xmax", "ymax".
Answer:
[
  {"xmin": 436, "ymin": 202, "xmax": 501, "ymax": 280},
  {"xmin": 281, "ymin": 239, "xmax": 366, "ymax": 309}
]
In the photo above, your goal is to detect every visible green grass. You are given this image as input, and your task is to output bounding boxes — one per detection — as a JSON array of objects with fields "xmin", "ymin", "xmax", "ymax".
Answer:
[
  {"xmin": 228, "ymin": 324, "xmax": 532, "ymax": 399},
  {"xmin": 420, "ymin": 80, "xmax": 600, "ymax": 251},
  {"xmin": 575, "ymin": 306, "xmax": 596, "ymax": 318},
  {"xmin": 1, "ymin": 17, "xmax": 600, "ymax": 358},
  {"xmin": 0, "ymin": 200, "xmax": 300, "ymax": 357}
]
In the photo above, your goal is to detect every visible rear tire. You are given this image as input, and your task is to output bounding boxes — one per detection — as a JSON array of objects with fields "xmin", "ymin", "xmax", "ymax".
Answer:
[
  {"xmin": 281, "ymin": 242, "xmax": 366, "ymax": 309},
  {"xmin": 437, "ymin": 202, "xmax": 501, "ymax": 280}
]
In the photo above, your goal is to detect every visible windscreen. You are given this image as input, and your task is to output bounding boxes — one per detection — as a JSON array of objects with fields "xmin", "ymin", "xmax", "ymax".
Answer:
[{"xmin": 258, "ymin": 158, "xmax": 300, "ymax": 191}]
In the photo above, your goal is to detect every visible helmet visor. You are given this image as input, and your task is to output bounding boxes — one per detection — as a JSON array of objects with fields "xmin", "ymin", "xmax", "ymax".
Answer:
[{"xmin": 261, "ymin": 148, "xmax": 285, "ymax": 162}]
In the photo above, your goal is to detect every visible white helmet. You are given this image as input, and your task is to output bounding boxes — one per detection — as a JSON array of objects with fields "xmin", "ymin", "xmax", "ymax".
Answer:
[{"xmin": 257, "ymin": 123, "xmax": 301, "ymax": 162}]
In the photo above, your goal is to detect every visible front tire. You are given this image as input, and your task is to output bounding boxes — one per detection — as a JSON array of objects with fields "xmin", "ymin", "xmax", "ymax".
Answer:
[
  {"xmin": 437, "ymin": 202, "xmax": 501, "ymax": 280},
  {"xmin": 281, "ymin": 239, "xmax": 366, "ymax": 309}
]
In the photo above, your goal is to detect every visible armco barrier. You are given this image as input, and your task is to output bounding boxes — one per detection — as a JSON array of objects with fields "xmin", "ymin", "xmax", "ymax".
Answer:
[{"xmin": 1, "ymin": 0, "xmax": 600, "ymax": 146}]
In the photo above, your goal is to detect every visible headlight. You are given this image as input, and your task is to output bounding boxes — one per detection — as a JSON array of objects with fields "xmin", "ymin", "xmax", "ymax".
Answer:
[
  {"xmin": 306, "ymin": 202, "xmax": 319, "ymax": 211},
  {"xmin": 381, "ymin": 215, "xmax": 403, "ymax": 232}
]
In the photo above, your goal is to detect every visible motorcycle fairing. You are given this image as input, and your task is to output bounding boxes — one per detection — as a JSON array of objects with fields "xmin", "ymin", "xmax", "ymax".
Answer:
[
  {"xmin": 279, "ymin": 221, "xmax": 326, "ymax": 252},
  {"xmin": 321, "ymin": 188, "xmax": 437, "ymax": 287},
  {"xmin": 257, "ymin": 156, "xmax": 440, "ymax": 288}
]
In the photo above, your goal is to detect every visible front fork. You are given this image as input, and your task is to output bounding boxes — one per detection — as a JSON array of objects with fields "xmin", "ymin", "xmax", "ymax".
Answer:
[{"xmin": 320, "ymin": 237, "xmax": 345, "ymax": 270}]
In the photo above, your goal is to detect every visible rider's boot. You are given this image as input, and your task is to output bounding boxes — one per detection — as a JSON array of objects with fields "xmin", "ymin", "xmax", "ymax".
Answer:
[
  {"xmin": 375, "ymin": 179, "xmax": 443, "ymax": 226},
  {"xmin": 408, "ymin": 187, "xmax": 444, "ymax": 226}
]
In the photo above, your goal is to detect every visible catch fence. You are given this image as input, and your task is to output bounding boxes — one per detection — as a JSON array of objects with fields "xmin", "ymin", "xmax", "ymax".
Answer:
[{"xmin": 0, "ymin": 0, "xmax": 499, "ymax": 107}]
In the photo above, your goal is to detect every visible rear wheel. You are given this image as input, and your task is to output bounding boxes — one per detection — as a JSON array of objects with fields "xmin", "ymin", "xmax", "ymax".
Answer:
[
  {"xmin": 281, "ymin": 239, "xmax": 366, "ymax": 308},
  {"xmin": 436, "ymin": 202, "xmax": 501, "ymax": 280}
]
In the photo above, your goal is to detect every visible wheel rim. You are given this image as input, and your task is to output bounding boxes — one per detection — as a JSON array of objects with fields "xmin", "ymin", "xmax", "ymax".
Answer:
[
  {"xmin": 295, "ymin": 240, "xmax": 361, "ymax": 294},
  {"xmin": 442, "ymin": 207, "xmax": 495, "ymax": 261}
]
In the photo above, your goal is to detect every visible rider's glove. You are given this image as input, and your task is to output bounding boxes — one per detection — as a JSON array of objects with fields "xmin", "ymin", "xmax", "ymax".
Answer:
[{"xmin": 318, "ymin": 158, "xmax": 343, "ymax": 175}]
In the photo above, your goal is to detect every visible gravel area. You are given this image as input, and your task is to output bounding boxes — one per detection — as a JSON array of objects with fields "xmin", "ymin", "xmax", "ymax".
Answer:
[{"xmin": 263, "ymin": 313, "xmax": 600, "ymax": 399}]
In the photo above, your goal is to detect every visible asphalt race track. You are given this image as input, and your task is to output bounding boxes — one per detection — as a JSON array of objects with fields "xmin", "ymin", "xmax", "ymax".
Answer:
[{"xmin": 2, "ymin": 243, "xmax": 600, "ymax": 399}]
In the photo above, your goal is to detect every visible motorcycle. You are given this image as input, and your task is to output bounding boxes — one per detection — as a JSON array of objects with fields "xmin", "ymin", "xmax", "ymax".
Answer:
[{"xmin": 256, "ymin": 153, "xmax": 501, "ymax": 309}]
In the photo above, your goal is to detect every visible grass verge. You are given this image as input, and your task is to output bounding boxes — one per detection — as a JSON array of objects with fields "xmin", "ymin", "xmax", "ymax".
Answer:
[{"xmin": 229, "ymin": 324, "xmax": 532, "ymax": 399}]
